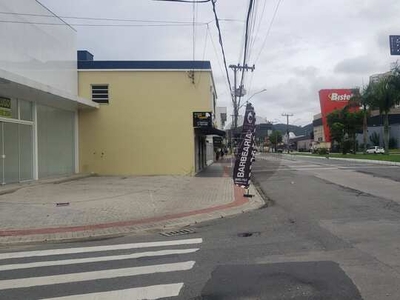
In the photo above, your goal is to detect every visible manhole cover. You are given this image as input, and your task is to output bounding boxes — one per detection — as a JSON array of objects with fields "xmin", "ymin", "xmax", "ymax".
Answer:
[
  {"xmin": 160, "ymin": 228, "xmax": 195, "ymax": 237},
  {"xmin": 237, "ymin": 231, "xmax": 261, "ymax": 237}
]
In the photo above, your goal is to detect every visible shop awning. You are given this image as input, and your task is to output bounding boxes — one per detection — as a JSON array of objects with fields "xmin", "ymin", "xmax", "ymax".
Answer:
[
  {"xmin": 0, "ymin": 69, "xmax": 98, "ymax": 110},
  {"xmin": 196, "ymin": 127, "xmax": 226, "ymax": 136}
]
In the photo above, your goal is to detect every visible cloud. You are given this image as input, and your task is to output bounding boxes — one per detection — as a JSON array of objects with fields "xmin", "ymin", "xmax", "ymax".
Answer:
[
  {"xmin": 334, "ymin": 56, "xmax": 384, "ymax": 75},
  {"xmin": 38, "ymin": 0, "xmax": 400, "ymax": 126}
]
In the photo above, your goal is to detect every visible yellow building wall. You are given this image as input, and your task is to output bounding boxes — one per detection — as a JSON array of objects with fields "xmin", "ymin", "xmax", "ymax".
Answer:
[{"xmin": 78, "ymin": 71, "xmax": 214, "ymax": 176}]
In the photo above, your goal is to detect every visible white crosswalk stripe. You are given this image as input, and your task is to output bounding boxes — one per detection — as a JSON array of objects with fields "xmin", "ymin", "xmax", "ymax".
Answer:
[
  {"xmin": 0, "ymin": 237, "xmax": 202, "ymax": 299},
  {"xmin": 0, "ymin": 248, "xmax": 199, "ymax": 271},
  {"xmin": 42, "ymin": 283, "xmax": 184, "ymax": 300},
  {"xmin": 0, "ymin": 238, "xmax": 203, "ymax": 259}
]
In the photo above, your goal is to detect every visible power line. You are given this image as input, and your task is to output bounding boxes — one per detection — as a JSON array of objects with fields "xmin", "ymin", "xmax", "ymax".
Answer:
[
  {"xmin": 196, "ymin": 26, "xmax": 209, "ymax": 86},
  {"xmin": 238, "ymin": 0, "xmax": 255, "ymax": 108},
  {"xmin": 247, "ymin": 0, "xmax": 269, "ymax": 95},
  {"xmin": 254, "ymin": 0, "xmax": 283, "ymax": 64},
  {"xmin": 154, "ymin": 0, "xmax": 210, "ymax": 2},
  {"xmin": 247, "ymin": 0, "xmax": 258, "ymax": 62},
  {"xmin": 0, "ymin": 11, "xmax": 203, "ymax": 24},
  {"xmin": 193, "ymin": 1, "xmax": 196, "ymax": 62},
  {"xmin": 210, "ymin": 0, "xmax": 233, "ymax": 100},
  {"xmin": 0, "ymin": 19, "xmax": 208, "ymax": 27},
  {"xmin": 207, "ymin": 24, "xmax": 231, "ymax": 96},
  {"xmin": 249, "ymin": 0, "xmax": 268, "ymax": 61}
]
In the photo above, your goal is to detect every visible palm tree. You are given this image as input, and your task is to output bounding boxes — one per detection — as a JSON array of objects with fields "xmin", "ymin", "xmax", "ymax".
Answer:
[
  {"xmin": 348, "ymin": 86, "xmax": 374, "ymax": 153},
  {"xmin": 370, "ymin": 74, "xmax": 400, "ymax": 153}
]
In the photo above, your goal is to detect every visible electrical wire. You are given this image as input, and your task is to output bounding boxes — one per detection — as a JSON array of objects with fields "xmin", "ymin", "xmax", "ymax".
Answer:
[
  {"xmin": 0, "ymin": 19, "xmax": 208, "ymax": 27},
  {"xmin": 193, "ymin": 1, "xmax": 196, "ymax": 62},
  {"xmin": 210, "ymin": 0, "xmax": 233, "ymax": 102},
  {"xmin": 0, "ymin": 11, "xmax": 202, "ymax": 24},
  {"xmin": 238, "ymin": 0, "xmax": 255, "ymax": 108},
  {"xmin": 196, "ymin": 26, "xmax": 209, "ymax": 86},
  {"xmin": 247, "ymin": 0, "xmax": 258, "ymax": 62},
  {"xmin": 207, "ymin": 24, "xmax": 231, "ymax": 96},
  {"xmin": 154, "ymin": 0, "xmax": 210, "ymax": 2},
  {"xmin": 254, "ymin": 0, "xmax": 283, "ymax": 64},
  {"xmin": 247, "ymin": 0, "xmax": 268, "ymax": 95}
]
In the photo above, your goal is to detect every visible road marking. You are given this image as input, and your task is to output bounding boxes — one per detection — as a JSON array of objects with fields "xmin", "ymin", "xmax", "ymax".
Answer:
[
  {"xmin": 0, "ymin": 238, "xmax": 203, "ymax": 260},
  {"xmin": 0, "ymin": 248, "xmax": 199, "ymax": 271},
  {"xmin": 41, "ymin": 283, "xmax": 184, "ymax": 300},
  {"xmin": 0, "ymin": 261, "xmax": 195, "ymax": 290}
]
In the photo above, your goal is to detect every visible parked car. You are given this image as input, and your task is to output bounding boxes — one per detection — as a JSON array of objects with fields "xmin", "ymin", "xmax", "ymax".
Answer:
[{"xmin": 366, "ymin": 146, "xmax": 385, "ymax": 154}]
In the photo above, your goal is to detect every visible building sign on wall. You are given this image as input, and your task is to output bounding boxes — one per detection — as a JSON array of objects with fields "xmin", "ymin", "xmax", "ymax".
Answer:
[
  {"xmin": 233, "ymin": 103, "xmax": 256, "ymax": 188},
  {"xmin": 193, "ymin": 112, "xmax": 212, "ymax": 128},
  {"xmin": 0, "ymin": 97, "xmax": 11, "ymax": 118},
  {"xmin": 389, "ymin": 35, "xmax": 400, "ymax": 55},
  {"xmin": 318, "ymin": 89, "xmax": 359, "ymax": 142},
  {"xmin": 213, "ymin": 136, "xmax": 222, "ymax": 147}
]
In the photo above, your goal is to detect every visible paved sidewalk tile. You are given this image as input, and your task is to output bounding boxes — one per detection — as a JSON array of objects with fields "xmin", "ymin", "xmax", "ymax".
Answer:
[{"xmin": 0, "ymin": 158, "xmax": 264, "ymax": 244}]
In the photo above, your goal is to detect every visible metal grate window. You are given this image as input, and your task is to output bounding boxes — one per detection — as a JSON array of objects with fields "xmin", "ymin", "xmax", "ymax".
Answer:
[{"xmin": 91, "ymin": 85, "xmax": 109, "ymax": 104}]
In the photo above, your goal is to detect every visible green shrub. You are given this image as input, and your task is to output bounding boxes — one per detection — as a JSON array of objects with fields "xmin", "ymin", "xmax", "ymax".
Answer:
[
  {"xmin": 318, "ymin": 148, "xmax": 329, "ymax": 155},
  {"xmin": 389, "ymin": 137, "xmax": 398, "ymax": 149}
]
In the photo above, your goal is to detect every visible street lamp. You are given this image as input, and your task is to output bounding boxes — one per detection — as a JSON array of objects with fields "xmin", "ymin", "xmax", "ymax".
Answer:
[
  {"xmin": 238, "ymin": 88, "xmax": 267, "ymax": 110},
  {"xmin": 247, "ymin": 88, "xmax": 267, "ymax": 102}
]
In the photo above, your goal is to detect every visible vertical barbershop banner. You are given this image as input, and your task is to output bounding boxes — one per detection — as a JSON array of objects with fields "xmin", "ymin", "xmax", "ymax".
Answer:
[{"xmin": 233, "ymin": 103, "xmax": 256, "ymax": 188}]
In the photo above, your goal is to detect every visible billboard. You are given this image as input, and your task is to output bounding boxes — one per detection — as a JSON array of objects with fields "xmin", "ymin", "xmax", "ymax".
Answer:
[{"xmin": 318, "ymin": 89, "xmax": 358, "ymax": 142}]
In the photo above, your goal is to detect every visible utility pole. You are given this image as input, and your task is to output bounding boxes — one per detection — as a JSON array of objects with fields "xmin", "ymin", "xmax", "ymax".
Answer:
[
  {"xmin": 228, "ymin": 64, "xmax": 255, "ymax": 155},
  {"xmin": 282, "ymin": 113, "xmax": 293, "ymax": 153},
  {"xmin": 229, "ymin": 64, "xmax": 255, "ymax": 130}
]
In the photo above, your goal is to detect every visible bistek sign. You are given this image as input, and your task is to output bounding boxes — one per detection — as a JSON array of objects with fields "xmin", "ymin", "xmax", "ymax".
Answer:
[{"xmin": 319, "ymin": 89, "xmax": 359, "ymax": 142}]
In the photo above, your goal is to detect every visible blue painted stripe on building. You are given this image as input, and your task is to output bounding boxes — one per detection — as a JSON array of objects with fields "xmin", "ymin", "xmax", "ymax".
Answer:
[{"xmin": 78, "ymin": 60, "xmax": 211, "ymax": 70}]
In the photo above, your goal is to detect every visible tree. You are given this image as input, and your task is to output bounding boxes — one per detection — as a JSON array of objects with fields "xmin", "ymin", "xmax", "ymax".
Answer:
[
  {"xmin": 327, "ymin": 110, "xmax": 345, "ymax": 150},
  {"xmin": 370, "ymin": 132, "xmax": 380, "ymax": 146},
  {"xmin": 349, "ymin": 86, "xmax": 374, "ymax": 153},
  {"xmin": 269, "ymin": 131, "xmax": 282, "ymax": 152},
  {"xmin": 326, "ymin": 108, "xmax": 363, "ymax": 154},
  {"xmin": 369, "ymin": 67, "xmax": 400, "ymax": 153}
]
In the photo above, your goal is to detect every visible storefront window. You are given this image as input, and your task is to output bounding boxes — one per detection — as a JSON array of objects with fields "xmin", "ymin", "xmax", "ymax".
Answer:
[
  {"xmin": 10, "ymin": 98, "xmax": 18, "ymax": 119},
  {"xmin": 19, "ymin": 100, "xmax": 33, "ymax": 121}
]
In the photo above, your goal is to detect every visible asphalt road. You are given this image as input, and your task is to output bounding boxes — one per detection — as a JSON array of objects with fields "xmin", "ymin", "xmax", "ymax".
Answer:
[{"xmin": 1, "ymin": 153, "xmax": 400, "ymax": 299}]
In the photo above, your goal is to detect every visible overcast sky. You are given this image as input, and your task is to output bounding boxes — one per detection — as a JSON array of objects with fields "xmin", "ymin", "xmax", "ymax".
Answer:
[{"xmin": 41, "ymin": 0, "xmax": 400, "ymax": 126}]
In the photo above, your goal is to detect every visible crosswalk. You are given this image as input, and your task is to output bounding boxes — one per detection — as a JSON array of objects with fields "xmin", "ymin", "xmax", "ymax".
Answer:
[{"xmin": 0, "ymin": 237, "xmax": 202, "ymax": 300}]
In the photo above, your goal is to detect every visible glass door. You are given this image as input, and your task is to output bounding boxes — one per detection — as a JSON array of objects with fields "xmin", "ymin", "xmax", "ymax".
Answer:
[
  {"xmin": 4, "ymin": 122, "xmax": 19, "ymax": 183},
  {"xmin": 19, "ymin": 124, "xmax": 33, "ymax": 181},
  {"xmin": 0, "ymin": 121, "xmax": 33, "ymax": 184}
]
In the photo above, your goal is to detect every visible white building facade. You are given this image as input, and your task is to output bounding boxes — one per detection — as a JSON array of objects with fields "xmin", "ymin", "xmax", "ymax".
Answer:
[{"xmin": 0, "ymin": 0, "xmax": 96, "ymax": 184}]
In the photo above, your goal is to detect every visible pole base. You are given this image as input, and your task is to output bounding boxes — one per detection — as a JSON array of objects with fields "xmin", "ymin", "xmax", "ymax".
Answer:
[{"xmin": 243, "ymin": 194, "xmax": 253, "ymax": 198}]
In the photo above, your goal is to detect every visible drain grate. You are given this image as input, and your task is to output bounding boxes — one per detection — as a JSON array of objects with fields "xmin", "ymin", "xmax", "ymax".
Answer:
[{"xmin": 160, "ymin": 228, "xmax": 195, "ymax": 237}]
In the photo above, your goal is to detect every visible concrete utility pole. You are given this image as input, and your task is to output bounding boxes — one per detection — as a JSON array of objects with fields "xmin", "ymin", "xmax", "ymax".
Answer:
[
  {"xmin": 228, "ymin": 64, "xmax": 255, "ymax": 156},
  {"xmin": 282, "ymin": 113, "xmax": 293, "ymax": 153},
  {"xmin": 229, "ymin": 64, "xmax": 255, "ymax": 130}
]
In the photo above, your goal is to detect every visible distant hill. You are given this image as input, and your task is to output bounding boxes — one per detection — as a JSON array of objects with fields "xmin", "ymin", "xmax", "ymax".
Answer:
[{"xmin": 273, "ymin": 123, "xmax": 313, "ymax": 137}]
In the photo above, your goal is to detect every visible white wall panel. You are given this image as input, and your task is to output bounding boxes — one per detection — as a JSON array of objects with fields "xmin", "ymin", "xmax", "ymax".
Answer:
[{"xmin": 0, "ymin": 0, "xmax": 77, "ymax": 95}]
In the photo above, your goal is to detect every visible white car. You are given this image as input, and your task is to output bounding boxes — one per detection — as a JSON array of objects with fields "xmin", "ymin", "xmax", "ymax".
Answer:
[{"xmin": 366, "ymin": 146, "xmax": 385, "ymax": 154}]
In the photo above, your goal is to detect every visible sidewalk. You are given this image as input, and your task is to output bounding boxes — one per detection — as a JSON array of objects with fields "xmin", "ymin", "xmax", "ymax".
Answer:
[{"xmin": 0, "ymin": 158, "xmax": 264, "ymax": 244}]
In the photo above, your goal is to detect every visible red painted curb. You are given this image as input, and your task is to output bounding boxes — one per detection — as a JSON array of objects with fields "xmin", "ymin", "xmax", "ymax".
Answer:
[{"xmin": 0, "ymin": 164, "xmax": 247, "ymax": 237}]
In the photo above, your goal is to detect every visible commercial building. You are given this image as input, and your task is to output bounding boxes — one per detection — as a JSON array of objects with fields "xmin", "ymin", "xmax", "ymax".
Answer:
[
  {"xmin": 356, "ymin": 107, "xmax": 400, "ymax": 148},
  {"xmin": 313, "ymin": 113, "xmax": 324, "ymax": 142},
  {"xmin": 0, "ymin": 0, "xmax": 97, "ymax": 184},
  {"xmin": 318, "ymin": 89, "xmax": 358, "ymax": 142},
  {"xmin": 78, "ymin": 51, "xmax": 224, "ymax": 176}
]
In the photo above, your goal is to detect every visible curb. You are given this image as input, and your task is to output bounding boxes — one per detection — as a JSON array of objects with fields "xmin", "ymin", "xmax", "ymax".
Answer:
[
  {"xmin": 0, "ymin": 183, "xmax": 264, "ymax": 245},
  {"xmin": 284, "ymin": 154, "xmax": 400, "ymax": 166}
]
